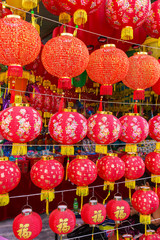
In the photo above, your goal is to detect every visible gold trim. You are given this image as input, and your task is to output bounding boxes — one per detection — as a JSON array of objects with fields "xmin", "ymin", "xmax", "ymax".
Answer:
[
  {"xmin": 61, "ymin": 33, "xmax": 73, "ymax": 37},
  {"xmin": 136, "ymin": 52, "xmax": 148, "ymax": 55},
  {"xmin": 106, "ymin": 153, "xmax": 117, "ymax": 157},
  {"xmin": 140, "ymin": 186, "xmax": 150, "ymax": 191},
  {"xmin": 77, "ymin": 155, "xmax": 88, "ymax": 159},
  {"xmin": 0, "ymin": 157, "xmax": 8, "ymax": 161},
  {"xmin": 101, "ymin": 44, "xmax": 115, "ymax": 48},
  {"xmin": 97, "ymin": 111, "xmax": 113, "ymax": 115},
  {"xmin": 64, "ymin": 108, "xmax": 77, "ymax": 112},
  {"xmin": 42, "ymin": 156, "xmax": 49, "ymax": 161},
  {"xmin": 6, "ymin": 15, "xmax": 21, "ymax": 19},
  {"xmin": 125, "ymin": 113, "xmax": 139, "ymax": 116}
]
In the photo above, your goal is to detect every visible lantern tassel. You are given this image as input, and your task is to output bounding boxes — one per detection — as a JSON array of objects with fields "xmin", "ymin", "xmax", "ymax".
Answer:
[
  {"xmin": 11, "ymin": 143, "xmax": 27, "ymax": 156},
  {"xmin": 58, "ymin": 77, "xmax": 72, "ymax": 89},
  {"xmin": 95, "ymin": 145, "xmax": 107, "ymax": 154},
  {"xmin": 156, "ymin": 142, "xmax": 160, "ymax": 151},
  {"xmin": 133, "ymin": 89, "xmax": 145, "ymax": 100},
  {"xmin": 151, "ymin": 174, "xmax": 160, "ymax": 184},
  {"xmin": 65, "ymin": 157, "xmax": 70, "ymax": 180},
  {"xmin": 81, "ymin": 195, "xmax": 83, "ymax": 210},
  {"xmin": 61, "ymin": 146, "xmax": 74, "ymax": 156},
  {"xmin": 0, "ymin": 193, "xmax": 9, "ymax": 206},
  {"xmin": 46, "ymin": 197, "xmax": 49, "ymax": 215},
  {"xmin": 140, "ymin": 214, "xmax": 151, "ymax": 224},
  {"xmin": 129, "ymin": 188, "xmax": 131, "ymax": 202},
  {"xmin": 100, "ymin": 85, "xmax": 112, "ymax": 95},
  {"xmin": 103, "ymin": 190, "xmax": 110, "ymax": 205},
  {"xmin": 125, "ymin": 144, "xmax": 137, "ymax": 153},
  {"xmin": 92, "ymin": 227, "xmax": 94, "ymax": 240},
  {"xmin": 121, "ymin": 26, "xmax": 133, "ymax": 40},
  {"xmin": 116, "ymin": 225, "xmax": 119, "ymax": 240},
  {"xmin": 59, "ymin": 93, "xmax": 64, "ymax": 112},
  {"xmin": 41, "ymin": 189, "xmax": 55, "ymax": 215},
  {"xmin": 103, "ymin": 181, "xmax": 114, "ymax": 191},
  {"xmin": 98, "ymin": 96, "xmax": 103, "ymax": 111},
  {"xmin": 125, "ymin": 178, "xmax": 135, "ymax": 189},
  {"xmin": 59, "ymin": 12, "xmax": 71, "ymax": 24},
  {"xmin": 145, "ymin": 224, "xmax": 147, "ymax": 235},
  {"xmin": 73, "ymin": 9, "xmax": 87, "ymax": 25}
]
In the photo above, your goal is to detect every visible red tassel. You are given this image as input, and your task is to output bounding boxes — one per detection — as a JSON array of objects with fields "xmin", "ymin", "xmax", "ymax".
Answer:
[
  {"xmin": 133, "ymin": 89, "xmax": 145, "ymax": 100},
  {"xmin": 59, "ymin": 93, "xmax": 65, "ymax": 112},
  {"xmin": 58, "ymin": 77, "xmax": 72, "ymax": 89},
  {"xmin": 134, "ymin": 101, "xmax": 138, "ymax": 113},
  {"xmin": 8, "ymin": 65, "xmax": 23, "ymax": 77},
  {"xmin": 98, "ymin": 96, "xmax": 103, "ymax": 111},
  {"xmin": 100, "ymin": 85, "xmax": 112, "ymax": 95}
]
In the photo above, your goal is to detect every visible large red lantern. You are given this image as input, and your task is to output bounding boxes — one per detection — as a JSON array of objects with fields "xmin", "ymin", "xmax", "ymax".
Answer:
[
  {"xmin": 0, "ymin": 15, "xmax": 41, "ymax": 77},
  {"xmin": 105, "ymin": 0, "xmax": 151, "ymax": 40},
  {"xmin": 30, "ymin": 156, "xmax": 64, "ymax": 214},
  {"xmin": 140, "ymin": 230, "xmax": 160, "ymax": 240},
  {"xmin": 13, "ymin": 207, "xmax": 42, "ymax": 240},
  {"xmin": 152, "ymin": 78, "xmax": 160, "ymax": 95},
  {"xmin": 122, "ymin": 52, "xmax": 160, "ymax": 100},
  {"xmin": 0, "ymin": 156, "xmax": 21, "ymax": 206},
  {"xmin": 149, "ymin": 115, "xmax": 160, "ymax": 151},
  {"xmin": 86, "ymin": 44, "xmax": 129, "ymax": 95},
  {"xmin": 41, "ymin": 33, "xmax": 89, "ymax": 89}
]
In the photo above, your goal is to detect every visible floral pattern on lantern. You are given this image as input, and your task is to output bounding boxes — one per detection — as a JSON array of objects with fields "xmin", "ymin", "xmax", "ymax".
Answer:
[
  {"xmin": 149, "ymin": 115, "xmax": 160, "ymax": 141},
  {"xmin": 145, "ymin": 151, "xmax": 160, "ymax": 184},
  {"xmin": 140, "ymin": 231, "xmax": 160, "ymax": 240}
]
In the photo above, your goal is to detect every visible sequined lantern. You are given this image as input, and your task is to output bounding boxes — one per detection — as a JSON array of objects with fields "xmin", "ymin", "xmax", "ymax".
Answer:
[
  {"xmin": 13, "ymin": 207, "xmax": 42, "ymax": 240},
  {"xmin": 42, "ymin": 33, "xmax": 89, "ymax": 89},
  {"xmin": 67, "ymin": 156, "xmax": 97, "ymax": 208},
  {"xmin": 105, "ymin": 0, "xmax": 151, "ymax": 40},
  {"xmin": 149, "ymin": 115, "xmax": 160, "ymax": 151},
  {"xmin": 0, "ymin": 15, "xmax": 41, "ymax": 77},
  {"xmin": 119, "ymin": 113, "xmax": 149, "ymax": 153},
  {"xmin": 140, "ymin": 230, "xmax": 160, "ymax": 240},
  {"xmin": 123, "ymin": 52, "xmax": 160, "ymax": 100},
  {"xmin": 152, "ymin": 78, "xmax": 160, "ymax": 95},
  {"xmin": 30, "ymin": 156, "xmax": 64, "ymax": 214},
  {"xmin": 0, "ymin": 156, "xmax": 21, "ymax": 206},
  {"xmin": 0, "ymin": 96, "xmax": 42, "ymax": 155},
  {"xmin": 86, "ymin": 44, "xmax": 129, "ymax": 95}
]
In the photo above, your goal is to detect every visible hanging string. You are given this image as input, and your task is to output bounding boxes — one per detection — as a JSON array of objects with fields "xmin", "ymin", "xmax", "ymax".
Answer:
[
  {"xmin": 117, "ymin": 183, "xmax": 119, "ymax": 194},
  {"xmin": 62, "ymin": 192, "xmax": 64, "ymax": 202},
  {"xmin": 92, "ymin": 187, "xmax": 94, "ymax": 197}
]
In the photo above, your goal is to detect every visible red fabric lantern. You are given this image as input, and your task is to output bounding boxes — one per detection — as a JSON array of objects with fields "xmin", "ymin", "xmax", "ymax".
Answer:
[
  {"xmin": 149, "ymin": 115, "xmax": 160, "ymax": 145},
  {"xmin": 122, "ymin": 52, "xmax": 160, "ymax": 100},
  {"xmin": 154, "ymin": 187, "xmax": 160, "ymax": 200},
  {"xmin": 30, "ymin": 156, "xmax": 64, "ymax": 214},
  {"xmin": 152, "ymin": 78, "xmax": 160, "ymax": 95},
  {"xmin": 97, "ymin": 154, "xmax": 125, "ymax": 191},
  {"xmin": 86, "ymin": 44, "xmax": 129, "ymax": 95},
  {"xmin": 157, "ymin": 228, "xmax": 160, "ymax": 235},
  {"xmin": 145, "ymin": 152, "xmax": 160, "ymax": 185},
  {"xmin": 140, "ymin": 230, "xmax": 160, "ymax": 240},
  {"xmin": 41, "ymin": 33, "xmax": 89, "ymax": 89},
  {"xmin": 13, "ymin": 207, "xmax": 42, "ymax": 240},
  {"xmin": 81, "ymin": 199, "xmax": 106, "ymax": 226},
  {"xmin": 49, "ymin": 205, "xmax": 76, "ymax": 235},
  {"xmin": 0, "ymin": 156, "xmax": 21, "ymax": 206},
  {"xmin": 105, "ymin": 0, "xmax": 151, "ymax": 40},
  {"xmin": 0, "ymin": 15, "xmax": 41, "ymax": 77}
]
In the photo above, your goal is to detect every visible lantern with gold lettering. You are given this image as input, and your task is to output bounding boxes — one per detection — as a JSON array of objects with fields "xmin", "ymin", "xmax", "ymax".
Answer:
[
  {"xmin": 49, "ymin": 205, "xmax": 76, "ymax": 235},
  {"xmin": 140, "ymin": 230, "xmax": 160, "ymax": 240},
  {"xmin": 0, "ymin": 156, "xmax": 21, "ymax": 206},
  {"xmin": 13, "ymin": 207, "xmax": 42, "ymax": 240},
  {"xmin": 149, "ymin": 115, "xmax": 160, "ymax": 151}
]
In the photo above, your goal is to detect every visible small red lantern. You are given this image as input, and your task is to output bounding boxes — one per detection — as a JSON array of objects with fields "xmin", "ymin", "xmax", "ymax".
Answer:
[
  {"xmin": 0, "ymin": 156, "xmax": 21, "ymax": 206},
  {"xmin": 13, "ymin": 207, "xmax": 42, "ymax": 240},
  {"xmin": 157, "ymin": 227, "xmax": 160, "ymax": 235},
  {"xmin": 152, "ymin": 77, "xmax": 160, "ymax": 95},
  {"xmin": 149, "ymin": 115, "xmax": 160, "ymax": 151},
  {"xmin": 140, "ymin": 230, "xmax": 160, "ymax": 240},
  {"xmin": 49, "ymin": 204, "xmax": 76, "ymax": 235},
  {"xmin": 122, "ymin": 52, "xmax": 160, "ymax": 100},
  {"xmin": 30, "ymin": 156, "xmax": 64, "ymax": 214},
  {"xmin": 86, "ymin": 44, "xmax": 129, "ymax": 95},
  {"xmin": 120, "ymin": 235, "xmax": 135, "ymax": 240},
  {"xmin": 81, "ymin": 198, "xmax": 106, "ymax": 226},
  {"xmin": 42, "ymin": 33, "xmax": 89, "ymax": 89}
]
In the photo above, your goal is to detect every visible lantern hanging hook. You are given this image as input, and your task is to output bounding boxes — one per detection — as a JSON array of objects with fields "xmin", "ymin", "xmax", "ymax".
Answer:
[
  {"xmin": 26, "ymin": 196, "xmax": 29, "ymax": 205},
  {"xmin": 62, "ymin": 192, "xmax": 64, "ymax": 202},
  {"xmin": 92, "ymin": 187, "xmax": 95, "ymax": 197},
  {"xmin": 117, "ymin": 183, "xmax": 119, "ymax": 194}
]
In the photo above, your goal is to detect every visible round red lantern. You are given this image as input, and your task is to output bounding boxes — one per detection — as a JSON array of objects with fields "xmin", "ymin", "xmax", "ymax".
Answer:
[
  {"xmin": 149, "ymin": 115, "xmax": 160, "ymax": 150},
  {"xmin": 81, "ymin": 198, "xmax": 106, "ymax": 226},
  {"xmin": 41, "ymin": 33, "xmax": 89, "ymax": 89},
  {"xmin": 13, "ymin": 207, "xmax": 42, "ymax": 240},
  {"xmin": 86, "ymin": 44, "xmax": 129, "ymax": 95},
  {"xmin": 157, "ymin": 227, "xmax": 160, "ymax": 235},
  {"xmin": 140, "ymin": 230, "xmax": 160, "ymax": 240},
  {"xmin": 105, "ymin": 0, "xmax": 151, "ymax": 40},
  {"xmin": 97, "ymin": 154, "xmax": 125, "ymax": 191},
  {"xmin": 145, "ymin": 151, "xmax": 160, "ymax": 185},
  {"xmin": 152, "ymin": 78, "xmax": 160, "ymax": 95},
  {"xmin": 49, "ymin": 204, "xmax": 76, "ymax": 235},
  {"xmin": 30, "ymin": 155, "xmax": 64, "ymax": 214},
  {"xmin": 0, "ymin": 156, "xmax": 21, "ymax": 206},
  {"xmin": 122, "ymin": 52, "xmax": 160, "ymax": 100},
  {"xmin": 0, "ymin": 15, "xmax": 41, "ymax": 77},
  {"xmin": 120, "ymin": 234, "xmax": 135, "ymax": 240}
]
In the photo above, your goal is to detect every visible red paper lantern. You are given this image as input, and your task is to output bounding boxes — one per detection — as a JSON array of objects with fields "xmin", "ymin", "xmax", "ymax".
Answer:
[
  {"xmin": 154, "ymin": 187, "xmax": 160, "ymax": 200},
  {"xmin": 0, "ymin": 15, "xmax": 41, "ymax": 77},
  {"xmin": 0, "ymin": 156, "xmax": 21, "ymax": 206},
  {"xmin": 106, "ymin": 196, "xmax": 130, "ymax": 222},
  {"xmin": 105, "ymin": 0, "xmax": 151, "ymax": 40},
  {"xmin": 122, "ymin": 52, "xmax": 160, "ymax": 100},
  {"xmin": 41, "ymin": 33, "xmax": 89, "ymax": 89},
  {"xmin": 97, "ymin": 154, "xmax": 125, "ymax": 191},
  {"xmin": 81, "ymin": 199, "xmax": 106, "ymax": 226},
  {"xmin": 157, "ymin": 227, "xmax": 160, "ymax": 235},
  {"xmin": 152, "ymin": 78, "xmax": 160, "ymax": 95},
  {"xmin": 149, "ymin": 115, "xmax": 160, "ymax": 143},
  {"xmin": 30, "ymin": 156, "xmax": 64, "ymax": 214},
  {"xmin": 140, "ymin": 230, "xmax": 160, "ymax": 240},
  {"xmin": 86, "ymin": 44, "xmax": 129, "ymax": 95},
  {"xmin": 13, "ymin": 207, "xmax": 42, "ymax": 240},
  {"xmin": 145, "ymin": 151, "xmax": 160, "ymax": 185},
  {"xmin": 49, "ymin": 205, "xmax": 76, "ymax": 235}
]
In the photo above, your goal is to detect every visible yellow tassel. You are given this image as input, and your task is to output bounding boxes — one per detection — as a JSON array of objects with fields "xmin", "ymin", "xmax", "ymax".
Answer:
[
  {"xmin": 0, "ymin": 193, "xmax": 9, "ymax": 206},
  {"xmin": 41, "ymin": 189, "xmax": 55, "ymax": 215},
  {"xmin": 129, "ymin": 188, "xmax": 131, "ymax": 202},
  {"xmin": 151, "ymin": 174, "xmax": 160, "ymax": 183},
  {"xmin": 156, "ymin": 142, "xmax": 160, "ymax": 151},
  {"xmin": 76, "ymin": 186, "xmax": 89, "ymax": 196},
  {"xmin": 125, "ymin": 144, "xmax": 137, "ymax": 153},
  {"xmin": 140, "ymin": 214, "xmax": 151, "ymax": 224},
  {"xmin": 22, "ymin": 0, "xmax": 38, "ymax": 9},
  {"xmin": 33, "ymin": 88, "xmax": 35, "ymax": 98},
  {"xmin": 65, "ymin": 157, "xmax": 70, "ymax": 180},
  {"xmin": 103, "ymin": 181, "xmax": 114, "ymax": 191},
  {"xmin": 61, "ymin": 146, "xmax": 74, "ymax": 156},
  {"xmin": 73, "ymin": 9, "xmax": 87, "ymax": 25},
  {"xmin": 125, "ymin": 178, "xmax": 135, "ymax": 189},
  {"xmin": 103, "ymin": 191, "xmax": 110, "ymax": 205},
  {"xmin": 145, "ymin": 224, "xmax": 147, "ymax": 235},
  {"xmin": 59, "ymin": 12, "xmax": 71, "ymax": 24},
  {"xmin": 92, "ymin": 227, "xmax": 94, "ymax": 240},
  {"xmin": 81, "ymin": 195, "xmax": 83, "ymax": 210},
  {"xmin": 121, "ymin": 26, "xmax": 133, "ymax": 40},
  {"xmin": 116, "ymin": 224, "xmax": 119, "ymax": 240},
  {"xmin": 37, "ymin": 3, "xmax": 39, "ymax": 13},
  {"xmin": 95, "ymin": 145, "xmax": 107, "ymax": 154},
  {"xmin": 158, "ymin": 37, "xmax": 160, "ymax": 47},
  {"xmin": 11, "ymin": 143, "xmax": 27, "ymax": 156},
  {"xmin": 46, "ymin": 197, "xmax": 49, "ymax": 215}
]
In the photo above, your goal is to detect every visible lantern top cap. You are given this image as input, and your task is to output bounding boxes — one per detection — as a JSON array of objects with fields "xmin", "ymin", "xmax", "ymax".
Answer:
[
  {"xmin": 6, "ymin": 15, "xmax": 21, "ymax": 19},
  {"xmin": 58, "ymin": 205, "xmax": 67, "ymax": 211},
  {"xmin": 64, "ymin": 108, "xmax": 77, "ymax": 112},
  {"xmin": 89, "ymin": 199, "xmax": 97, "ymax": 205},
  {"xmin": 135, "ymin": 52, "xmax": 148, "ymax": 55},
  {"xmin": 0, "ymin": 156, "xmax": 8, "ymax": 161},
  {"xmin": 125, "ymin": 113, "xmax": 139, "ymax": 116},
  {"xmin": 106, "ymin": 153, "xmax": 118, "ymax": 157},
  {"xmin": 97, "ymin": 111, "xmax": 113, "ymax": 115},
  {"xmin": 114, "ymin": 196, "xmax": 122, "ymax": 201},
  {"xmin": 61, "ymin": 33, "xmax": 73, "ymax": 37},
  {"xmin": 140, "ymin": 186, "xmax": 150, "ymax": 191},
  {"xmin": 101, "ymin": 44, "xmax": 116, "ymax": 49},
  {"xmin": 146, "ymin": 230, "xmax": 155, "ymax": 235},
  {"xmin": 22, "ymin": 208, "xmax": 32, "ymax": 216},
  {"xmin": 77, "ymin": 155, "xmax": 88, "ymax": 159},
  {"xmin": 42, "ymin": 155, "xmax": 49, "ymax": 161},
  {"xmin": 122, "ymin": 234, "xmax": 133, "ymax": 239}
]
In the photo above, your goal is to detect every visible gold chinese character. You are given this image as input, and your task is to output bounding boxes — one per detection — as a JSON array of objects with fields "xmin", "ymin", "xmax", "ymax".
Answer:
[
  {"xmin": 114, "ymin": 206, "xmax": 127, "ymax": 219},
  {"xmin": 92, "ymin": 210, "xmax": 104, "ymax": 223},
  {"xmin": 57, "ymin": 218, "xmax": 71, "ymax": 233},
  {"xmin": 17, "ymin": 224, "xmax": 32, "ymax": 239}
]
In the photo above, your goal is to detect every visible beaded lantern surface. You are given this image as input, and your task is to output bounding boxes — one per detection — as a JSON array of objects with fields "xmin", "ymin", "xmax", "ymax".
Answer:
[
  {"xmin": 139, "ymin": 230, "xmax": 160, "ymax": 240},
  {"xmin": 0, "ymin": 15, "xmax": 41, "ymax": 77},
  {"xmin": 0, "ymin": 157, "xmax": 21, "ymax": 206},
  {"xmin": 123, "ymin": 53, "xmax": 160, "ymax": 100},
  {"xmin": 152, "ymin": 78, "xmax": 160, "ymax": 95},
  {"xmin": 86, "ymin": 44, "xmax": 129, "ymax": 95},
  {"xmin": 105, "ymin": 0, "xmax": 151, "ymax": 40},
  {"xmin": 41, "ymin": 33, "xmax": 89, "ymax": 89},
  {"xmin": 149, "ymin": 115, "xmax": 160, "ymax": 150}
]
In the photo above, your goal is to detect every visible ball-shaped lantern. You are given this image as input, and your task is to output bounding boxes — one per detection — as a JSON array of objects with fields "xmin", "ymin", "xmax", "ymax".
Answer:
[
  {"xmin": 13, "ymin": 207, "xmax": 42, "ymax": 240},
  {"xmin": 97, "ymin": 154, "xmax": 125, "ymax": 191},
  {"xmin": 152, "ymin": 78, "xmax": 160, "ymax": 95},
  {"xmin": 105, "ymin": 0, "xmax": 151, "ymax": 40},
  {"xmin": 86, "ymin": 44, "xmax": 129, "ymax": 95},
  {"xmin": 0, "ymin": 156, "xmax": 21, "ymax": 206},
  {"xmin": 49, "ymin": 205, "xmax": 76, "ymax": 235},
  {"xmin": 123, "ymin": 52, "xmax": 160, "ymax": 100},
  {"xmin": 30, "ymin": 156, "xmax": 64, "ymax": 214},
  {"xmin": 81, "ymin": 199, "xmax": 106, "ymax": 226},
  {"xmin": 140, "ymin": 230, "xmax": 160, "ymax": 240},
  {"xmin": 149, "ymin": 115, "xmax": 160, "ymax": 151},
  {"xmin": 145, "ymin": 151, "xmax": 160, "ymax": 185},
  {"xmin": 0, "ymin": 15, "xmax": 41, "ymax": 77},
  {"xmin": 41, "ymin": 33, "xmax": 89, "ymax": 89},
  {"xmin": 157, "ymin": 227, "xmax": 160, "ymax": 235}
]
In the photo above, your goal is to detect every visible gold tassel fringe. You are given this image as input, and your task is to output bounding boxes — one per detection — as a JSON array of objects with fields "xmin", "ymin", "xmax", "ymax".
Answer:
[
  {"xmin": 76, "ymin": 186, "xmax": 89, "ymax": 196},
  {"xmin": 95, "ymin": 145, "xmax": 107, "ymax": 154},
  {"xmin": 125, "ymin": 178, "xmax": 135, "ymax": 189},
  {"xmin": 22, "ymin": 0, "xmax": 38, "ymax": 9},
  {"xmin": 140, "ymin": 214, "xmax": 151, "ymax": 224},
  {"xmin": 121, "ymin": 26, "xmax": 133, "ymax": 40},
  {"xmin": 61, "ymin": 146, "xmax": 74, "ymax": 156},
  {"xmin": 103, "ymin": 191, "xmax": 111, "ymax": 205},
  {"xmin": 125, "ymin": 144, "xmax": 137, "ymax": 153},
  {"xmin": 103, "ymin": 181, "xmax": 114, "ymax": 191},
  {"xmin": 151, "ymin": 174, "xmax": 160, "ymax": 183},
  {"xmin": 73, "ymin": 9, "xmax": 87, "ymax": 25},
  {"xmin": 11, "ymin": 143, "xmax": 27, "ymax": 156},
  {"xmin": 65, "ymin": 157, "xmax": 70, "ymax": 180},
  {"xmin": 41, "ymin": 189, "xmax": 55, "ymax": 215},
  {"xmin": 0, "ymin": 193, "xmax": 9, "ymax": 206},
  {"xmin": 59, "ymin": 12, "xmax": 71, "ymax": 24}
]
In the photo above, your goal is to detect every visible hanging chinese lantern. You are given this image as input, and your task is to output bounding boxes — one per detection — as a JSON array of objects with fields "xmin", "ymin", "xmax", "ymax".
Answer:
[
  {"xmin": 41, "ymin": 33, "xmax": 89, "ymax": 89},
  {"xmin": 119, "ymin": 113, "xmax": 149, "ymax": 153},
  {"xmin": 140, "ymin": 230, "xmax": 160, "ymax": 240},
  {"xmin": 105, "ymin": 0, "xmax": 151, "ymax": 40},
  {"xmin": 67, "ymin": 156, "xmax": 97, "ymax": 209},
  {"xmin": 86, "ymin": 44, "xmax": 129, "ymax": 95},
  {"xmin": 0, "ymin": 156, "xmax": 21, "ymax": 206},
  {"xmin": 120, "ymin": 235, "xmax": 135, "ymax": 240},
  {"xmin": 122, "ymin": 52, "xmax": 160, "ymax": 100},
  {"xmin": 30, "ymin": 156, "xmax": 64, "ymax": 215},
  {"xmin": 149, "ymin": 115, "xmax": 160, "ymax": 151},
  {"xmin": 152, "ymin": 78, "xmax": 160, "ymax": 95},
  {"xmin": 13, "ymin": 207, "xmax": 42, "ymax": 240},
  {"xmin": 157, "ymin": 227, "xmax": 160, "ymax": 235},
  {"xmin": 0, "ymin": 15, "xmax": 41, "ymax": 77},
  {"xmin": 49, "ymin": 205, "xmax": 76, "ymax": 236}
]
